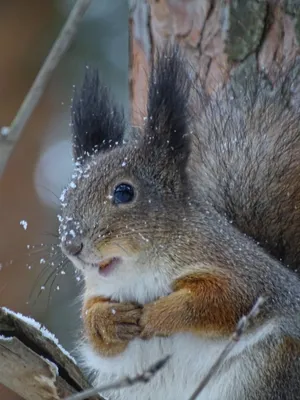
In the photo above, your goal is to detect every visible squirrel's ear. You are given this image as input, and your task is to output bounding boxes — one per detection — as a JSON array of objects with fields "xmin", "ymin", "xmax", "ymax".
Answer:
[
  {"xmin": 71, "ymin": 69, "xmax": 125, "ymax": 162},
  {"xmin": 145, "ymin": 46, "xmax": 191, "ymax": 166}
]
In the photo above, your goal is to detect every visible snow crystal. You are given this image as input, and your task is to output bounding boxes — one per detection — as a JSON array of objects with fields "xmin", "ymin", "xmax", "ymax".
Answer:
[
  {"xmin": 40, "ymin": 258, "xmax": 46, "ymax": 264},
  {"xmin": 69, "ymin": 182, "xmax": 76, "ymax": 189},
  {"xmin": 20, "ymin": 220, "xmax": 28, "ymax": 230},
  {"xmin": 1, "ymin": 126, "xmax": 10, "ymax": 136},
  {"xmin": 0, "ymin": 335, "xmax": 13, "ymax": 341},
  {"xmin": 2, "ymin": 308, "xmax": 77, "ymax": 364},
  {"xmin": 60, "ymin": 188, "xmax": 67, "ymax": 203},
  {"xmin": 138, "ymin": 232, "xmax": 149, "ymax": 242},
  {"xmin": 2, "ymin": 307, "xmax": 41, "ymax": 330}
]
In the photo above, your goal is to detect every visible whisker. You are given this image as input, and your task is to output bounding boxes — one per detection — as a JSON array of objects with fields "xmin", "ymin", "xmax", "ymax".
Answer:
[
  {"xmin": 29, "ymin": 247, "xmax": 65, "ymax": 295},
  {"xmin": 29, "ymin": 267, "xmax": 51, "ymax": 305},
  {"xmin": 46, "ymin": 270, "xmax": 60, "ymax": 309},
  {"xmin": 27, "ymin": 246, "xmax": 60, "ymax": 256},
  {"xmin": 41, "ymin": 231, "xmax": 60, "ymax": 239},
  {"xmin": 35, "ymin": 184, "xmax": 61, "ymax": 204},
  {"xmin": 45, "ymin": 257, "xmax": 71, "ymax": 309},
  {"xmin": 26, "ymin": 242, "xmax": 56, "ymax": 250},
  {"xmin": 29, "ymin": 255, "xmax": 64, "ymax": 304}
]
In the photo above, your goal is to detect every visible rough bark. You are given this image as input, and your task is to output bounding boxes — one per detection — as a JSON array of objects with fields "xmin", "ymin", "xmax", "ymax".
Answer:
[
  {"xmin": 0, "ymin": 307, "xmax": 102, "ymax": 400},
  {"xmin": 129, "ymin": 0, "xmax": 300, "ymax": 124}
]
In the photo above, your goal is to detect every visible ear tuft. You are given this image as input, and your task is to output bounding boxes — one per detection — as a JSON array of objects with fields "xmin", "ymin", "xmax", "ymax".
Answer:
[
  {"xmin": 71, "ymin": 68, "xmax": 125, "ymax": 162},
  {"xmin": 146, "ymin": 45, "xmax": 191, "ymax": 165}
]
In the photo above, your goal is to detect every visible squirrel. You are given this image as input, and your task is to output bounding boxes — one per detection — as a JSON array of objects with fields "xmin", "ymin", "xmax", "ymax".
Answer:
[{"xmin": 59, "ymin": 46, "xmax": 300, "ymax": 400}]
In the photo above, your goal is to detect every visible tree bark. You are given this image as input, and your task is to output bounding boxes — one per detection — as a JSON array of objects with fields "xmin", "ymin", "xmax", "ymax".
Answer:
[
  {"xmin": 129, "ymin": 0, "xmax": 300, "ymax": 124},
  {"xmin": 0, "ymin": 307, "xmax": 102, "ymax": 400}
]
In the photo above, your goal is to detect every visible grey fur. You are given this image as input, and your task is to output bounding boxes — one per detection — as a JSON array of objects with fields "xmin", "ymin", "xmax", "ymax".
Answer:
[{"xmin": 60, "ymin": 47, "xmax": 300, "ymax": 399}]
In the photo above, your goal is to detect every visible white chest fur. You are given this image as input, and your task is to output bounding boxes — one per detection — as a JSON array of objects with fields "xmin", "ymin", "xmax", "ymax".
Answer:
[
  {"xmin": 81, "ymin": 264, "xmax": 274, "ymax": 399},
  {"xmin": 80, "ymin": 322, "xmax": 273, "ymax": 400}
]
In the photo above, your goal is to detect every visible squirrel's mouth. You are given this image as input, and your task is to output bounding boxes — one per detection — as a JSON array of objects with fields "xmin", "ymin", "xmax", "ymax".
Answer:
[{"xmin": 97, "ymin": 257, "xmax": 120, "ymax": 276}]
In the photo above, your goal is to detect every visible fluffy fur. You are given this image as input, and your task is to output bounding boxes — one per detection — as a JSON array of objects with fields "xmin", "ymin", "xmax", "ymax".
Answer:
[
  {"xmin": 60, "ymin": 47, "xmax": 300, "ymax": 399},
  {"xmin": 71, "ymin": 69, "xmax": 125, "ymax": 161}
]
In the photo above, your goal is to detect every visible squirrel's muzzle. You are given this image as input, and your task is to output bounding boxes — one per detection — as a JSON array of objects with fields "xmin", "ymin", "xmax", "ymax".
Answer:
[
  {"xmin": 60, "ymin": 219, "xmax": 84, "ymax": 257},
  {"xmin": 63, "ymin": 239, "xmax": 83, "ymax": 257}
]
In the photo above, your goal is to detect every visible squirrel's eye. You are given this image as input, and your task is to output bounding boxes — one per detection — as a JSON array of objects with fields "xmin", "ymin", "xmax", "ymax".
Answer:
[{"xmin": 113, "ymin": 183, "xmax": 135, "ymax": 205}]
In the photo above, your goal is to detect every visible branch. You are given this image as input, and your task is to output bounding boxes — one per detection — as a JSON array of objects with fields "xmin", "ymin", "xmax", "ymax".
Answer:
[
  {"xmin": 64, "ymin": 355, "xmax": 171, "ymax": 400},
  {"xmin": 188, "ymin": 297, "xmax": 265, "ymax": 400},
  {"xmin": 0, "ymin": 307, "xmax": 102, "ymax": 400},
  {"xmin": 0, "ymin": 0, "xmax": 92, "ymax": 176}
]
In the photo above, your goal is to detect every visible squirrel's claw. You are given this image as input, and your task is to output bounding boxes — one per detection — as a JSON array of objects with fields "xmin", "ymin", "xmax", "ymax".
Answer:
[{"xmin": 83, "ymin": 298, "xmax": 142, "ymax": 356}]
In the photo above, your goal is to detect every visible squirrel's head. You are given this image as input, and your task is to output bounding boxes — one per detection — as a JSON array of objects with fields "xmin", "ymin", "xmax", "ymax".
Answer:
[{"xmin": 59, "ymin": 48, "xmax": 194, "ymax": 300}]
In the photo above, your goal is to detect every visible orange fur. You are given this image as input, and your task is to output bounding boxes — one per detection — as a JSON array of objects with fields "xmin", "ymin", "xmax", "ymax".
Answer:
[
  {"xmin": 140, "ymin": 272, "xmax": 250, "ymax": 339},
  {"xmin": 83, "ymin": 296, "xmax": 109, "ymax": 313},
  {"xmin": 83, "ymin": 297, "xmax": 142, "ymax": 357}
]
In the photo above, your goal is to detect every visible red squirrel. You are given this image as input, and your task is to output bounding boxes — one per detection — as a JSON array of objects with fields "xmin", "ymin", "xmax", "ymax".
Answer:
[{"xmin": 59, "ymin": 46, "xmax": 300, "ymax": 399}]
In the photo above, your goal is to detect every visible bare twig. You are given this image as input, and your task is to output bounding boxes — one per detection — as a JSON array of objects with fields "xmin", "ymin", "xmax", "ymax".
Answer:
[
  {"xmin": 64, "ymin": 355, "xmax": 171, "ymax": 400},
  {"xmin": 188, "ymin": 297, "xmax": 265, "ymax": 400},
  {"xmin": 0, "ymin": 0, "xmax": 92, "ymax": 175}
]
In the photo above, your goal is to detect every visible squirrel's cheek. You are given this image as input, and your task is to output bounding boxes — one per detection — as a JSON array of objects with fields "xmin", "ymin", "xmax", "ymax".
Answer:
[{"xmin": 96, "ymin": 239, "xmax": 143, "ymax": 259}]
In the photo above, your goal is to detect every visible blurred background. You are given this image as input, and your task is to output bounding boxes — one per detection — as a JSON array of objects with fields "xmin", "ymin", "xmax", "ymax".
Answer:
[{"xmin": 0, "ymin": 1, "xmax": 128, "ymax": 397}]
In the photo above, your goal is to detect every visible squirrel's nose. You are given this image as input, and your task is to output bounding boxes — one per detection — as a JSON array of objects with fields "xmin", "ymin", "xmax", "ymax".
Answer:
[{"xmin": 63, "ymin": 236, "xmax": 83, "ymax": 257}]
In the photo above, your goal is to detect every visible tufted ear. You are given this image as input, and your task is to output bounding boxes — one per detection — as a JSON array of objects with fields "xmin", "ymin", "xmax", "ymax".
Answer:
[
  {"xmin": 145, "ymin": 46, "xmax": 192, "ymax": 167},
  {"xmin": 71, "ymin": 69, "xmax": 125, "ymax": 162}
]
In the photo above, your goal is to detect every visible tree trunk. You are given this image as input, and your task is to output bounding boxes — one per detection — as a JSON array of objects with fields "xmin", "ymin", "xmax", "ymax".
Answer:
[{"xmin": 129, "ymin": 0, "xmax": 300, "ymax": 124}]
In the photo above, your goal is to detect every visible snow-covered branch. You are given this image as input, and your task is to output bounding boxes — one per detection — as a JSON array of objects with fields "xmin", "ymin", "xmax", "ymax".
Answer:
[{"xmin": 0, "ymin": 307, "xmax": 102, "ymax": 400}]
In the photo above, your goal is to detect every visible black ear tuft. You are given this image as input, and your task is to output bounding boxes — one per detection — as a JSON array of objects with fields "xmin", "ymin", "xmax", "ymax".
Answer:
[
  {"xmin": 146, "ymin": 45, "xmax": 191, "ymax": 165},
  {"xmin": 71, "ymin": 68, "xmax": 125, "ymax": 162}
]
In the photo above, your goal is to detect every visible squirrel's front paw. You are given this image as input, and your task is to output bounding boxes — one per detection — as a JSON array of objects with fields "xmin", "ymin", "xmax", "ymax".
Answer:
[
  {"xmin": 140, "ymin": 300, "xmax": 172, "ymax": 339},
  {"xmin": 83, "ymin": 298, "xmax": 142, "ymax": 356}
]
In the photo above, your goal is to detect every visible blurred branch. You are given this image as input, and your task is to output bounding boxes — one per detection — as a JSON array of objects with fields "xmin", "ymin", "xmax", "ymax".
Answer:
[
  {"xmin": 0, "ymin": 306, "xmax": 102, "ymax": 400},
  {"xmin": 0, "ymin": 0, "xmax": 92, "ymax": 176},
  {"xmin": 64, "ymin": 355, "xmax": 171, "ymax": 400},
  {"xmin": 188, "ymin": 297, "xmax": 265, "ymax": 400}
]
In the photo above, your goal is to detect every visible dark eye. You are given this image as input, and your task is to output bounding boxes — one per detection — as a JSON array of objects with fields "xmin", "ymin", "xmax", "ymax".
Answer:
[{"xmin": 113, "ymin": 183, "xmax": 135, "ymax": 205}]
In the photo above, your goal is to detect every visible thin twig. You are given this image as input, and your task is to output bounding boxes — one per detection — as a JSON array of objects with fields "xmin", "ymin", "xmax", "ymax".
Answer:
[
  {"xmin": 0, "ymin": 0, "xmax": 91, "ymax": 173},
  {"xmin": 188, "ymin": 297, "xmax": 265, "ymax": 400},
  {"xmin": 64, "ymin": 355, "xmax": 171, "ymax": 400}
]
